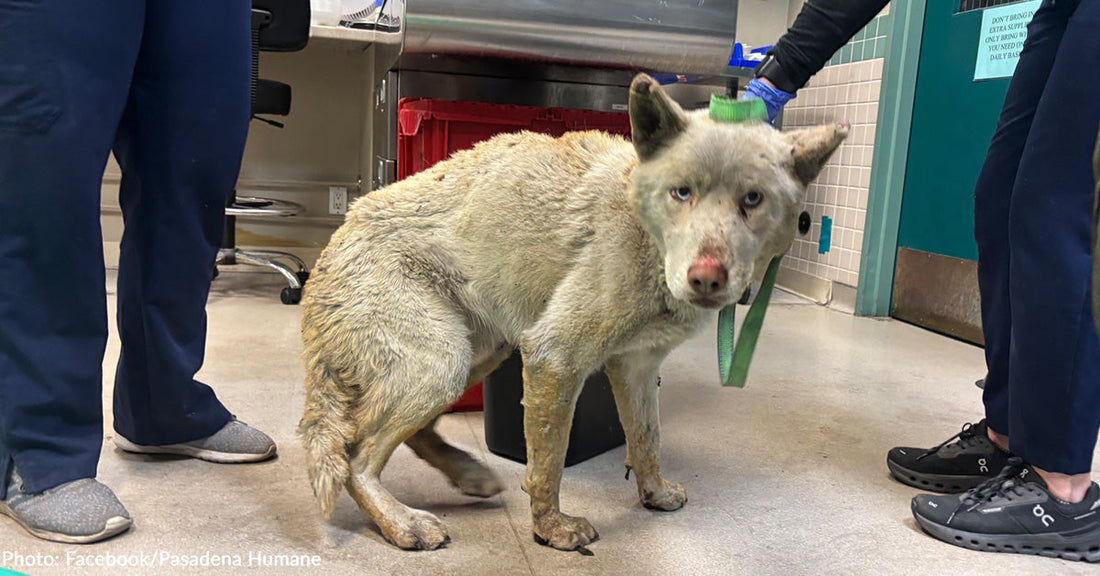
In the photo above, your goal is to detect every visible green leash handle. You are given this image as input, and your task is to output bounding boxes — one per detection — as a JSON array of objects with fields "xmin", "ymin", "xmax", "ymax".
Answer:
[{"xmin": 718, "ymin": 257, "xmax": 782, "ymax": 387}]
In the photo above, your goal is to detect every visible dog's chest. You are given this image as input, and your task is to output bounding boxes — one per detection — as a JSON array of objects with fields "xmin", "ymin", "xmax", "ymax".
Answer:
[{"xmin": 613, "ymin": 305, "xmax": 710, "ymax": 355}]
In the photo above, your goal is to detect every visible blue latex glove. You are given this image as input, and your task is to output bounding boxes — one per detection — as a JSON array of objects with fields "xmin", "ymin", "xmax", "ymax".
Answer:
[{"xmin": 741, "ymin": 78, "xmax": 796, "ymax": 124}]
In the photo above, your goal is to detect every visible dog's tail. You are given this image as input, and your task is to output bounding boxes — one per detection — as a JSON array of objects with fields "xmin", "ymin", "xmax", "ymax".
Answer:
[{"xmin": 299, "ymin": 362, "xmax": 356, "ymax": 520}]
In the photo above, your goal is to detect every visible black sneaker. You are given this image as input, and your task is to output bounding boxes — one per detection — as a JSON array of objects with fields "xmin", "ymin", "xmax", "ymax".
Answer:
[
  {"xmin": 911, "ymin": 458, "xmax": 1100, "ymax": 562},
  {"xmin": 887, "ymin": 419, "xmax": 1010, "ymax": 492}
]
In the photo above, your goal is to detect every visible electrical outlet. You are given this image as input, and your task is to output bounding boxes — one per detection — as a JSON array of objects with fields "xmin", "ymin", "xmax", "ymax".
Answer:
[{"xmin": 329, "ymin": 186, "xmax": 347, "ymax": 215}]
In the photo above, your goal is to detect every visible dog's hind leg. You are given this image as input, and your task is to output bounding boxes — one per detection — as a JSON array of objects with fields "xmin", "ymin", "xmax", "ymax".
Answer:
[
  {"xmin": 405, "ymin": 419, "xmax": 503, "ymax": 498},
  {"xmin": 345, "ymin": 387, "xmax": 466, "ymax": 550},
  {"xmin": 604, "ymin": 351, "xmax": 687, "ymax": 511},
  {"xmin": 404, "ymin": 349, "xmax": 510, "ymax": 498},
  {"xmin": 341, "ymin": 311, "xmax": 476, "ymax": 550},
  {"xmin": 346, "ymin": 458, "xmax": 448, "ymax": 550}
]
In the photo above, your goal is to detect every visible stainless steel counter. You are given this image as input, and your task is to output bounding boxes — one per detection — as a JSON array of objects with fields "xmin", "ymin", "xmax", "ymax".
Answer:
[
  {"xmin": 403, "ymin": 0, "xmax": 738, "ymax": 76},
  {"xmin": 328, "ymin": 0, "xmax": 743, "ymax": 191}
]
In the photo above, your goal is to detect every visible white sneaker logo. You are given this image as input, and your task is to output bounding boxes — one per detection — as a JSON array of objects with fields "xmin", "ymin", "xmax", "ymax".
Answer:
[
  {"xmin": 978, "ymin": 458, "xmax": 988, "ymax": 473},
  {"xmin": 1033, "ymin": 504, "xmax": 1054, "ymax": 527}
]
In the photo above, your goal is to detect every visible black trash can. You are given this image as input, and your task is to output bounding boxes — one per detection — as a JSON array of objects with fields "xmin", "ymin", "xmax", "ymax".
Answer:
[{"xmin": 483, "ymin": 351, "xmax": 625, "ymax": 467}]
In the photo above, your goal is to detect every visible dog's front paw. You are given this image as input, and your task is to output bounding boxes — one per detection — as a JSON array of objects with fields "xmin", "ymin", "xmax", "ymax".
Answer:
[
  {"xmin": 641, "ymin": 479, "xmax": 687, "ymax": 511},
  {"xmin": 532, "ymin": 511, "xmax": 599, "ymax": 551},
  {"xmin": 380, "ymin": 508, "xmax": 450, "ymax": 551}
]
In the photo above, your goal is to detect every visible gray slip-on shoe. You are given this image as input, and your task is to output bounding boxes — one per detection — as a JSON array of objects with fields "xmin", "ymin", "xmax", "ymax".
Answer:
[
  {"xmin": 0, "ymin": 471, "xmax": 132, "ymax": 544},
  {"xmin": 114, "ymin": 419, "xmax": 276, "ymax": 463}
]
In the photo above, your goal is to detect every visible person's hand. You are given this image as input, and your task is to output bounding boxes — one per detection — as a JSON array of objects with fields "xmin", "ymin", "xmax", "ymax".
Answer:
[{"xmin": 741, "ymin": 78, "xmax": 796, "ymax": 124}]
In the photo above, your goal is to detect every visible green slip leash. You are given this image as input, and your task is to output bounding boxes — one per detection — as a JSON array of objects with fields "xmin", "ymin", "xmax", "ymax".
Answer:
[
  {"xmin": 709, "ymin": 94, "xmax": 779, "ymax": 388},
  {"xmin": 717, "ymin": 257, "xmax": 782, "ymax": 387}
]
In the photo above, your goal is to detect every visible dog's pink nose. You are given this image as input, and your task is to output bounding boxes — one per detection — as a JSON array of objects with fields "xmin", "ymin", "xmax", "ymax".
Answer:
[{"xmin": 687, "ymin": 257, "xmax": 728, "ymax": 296}]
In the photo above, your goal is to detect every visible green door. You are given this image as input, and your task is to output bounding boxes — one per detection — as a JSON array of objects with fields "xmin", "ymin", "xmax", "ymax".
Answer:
[{"xmin": 892, "ymin": 0, "xmax": 1035, "ymax": 343}]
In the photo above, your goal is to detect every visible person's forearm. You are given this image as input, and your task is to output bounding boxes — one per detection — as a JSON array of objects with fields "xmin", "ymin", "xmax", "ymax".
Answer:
[{"xmin": 763, "ymin": 0, "xmax": 891, "ymax": 93}]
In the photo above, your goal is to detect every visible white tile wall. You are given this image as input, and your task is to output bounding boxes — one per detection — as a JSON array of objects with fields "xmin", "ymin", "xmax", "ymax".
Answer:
[{"xmin": 781, "ymin": 58, "xmax": 883, "ymax": 288}]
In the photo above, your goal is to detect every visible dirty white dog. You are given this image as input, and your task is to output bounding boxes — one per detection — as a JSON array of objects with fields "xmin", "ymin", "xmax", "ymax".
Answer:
[{"xmin": 299, "ymin": 74, "xmax": 846, "ymax": 551}]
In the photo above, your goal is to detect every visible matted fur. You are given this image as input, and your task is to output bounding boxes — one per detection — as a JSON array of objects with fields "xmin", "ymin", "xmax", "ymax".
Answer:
[{"xmin": 299, "ymin": 74, "xmax": 847, "ymax": 551}]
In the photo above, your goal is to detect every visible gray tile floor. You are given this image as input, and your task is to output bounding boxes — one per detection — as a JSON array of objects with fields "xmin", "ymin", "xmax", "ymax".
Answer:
[{"xmin": 2, "ymin": 270, "xmax": 1096, "ymax": 576}]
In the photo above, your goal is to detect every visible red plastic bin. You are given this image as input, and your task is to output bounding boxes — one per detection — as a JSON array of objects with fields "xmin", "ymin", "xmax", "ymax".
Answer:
[
  {"xmin": 396, "ymin": 98, "xmax": 632, "ymax": 412},
  {"xmin": 398, "ymin": 98, "xmax": 632, "ymax": 179}
]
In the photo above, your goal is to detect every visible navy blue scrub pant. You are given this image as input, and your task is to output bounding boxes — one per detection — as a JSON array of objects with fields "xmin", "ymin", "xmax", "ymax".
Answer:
[
  {"xmin": 975, "ymin": 0, "xmax": 1100, "ymax": 475},
  {"xmin": 0, "ymin": 0, "xmax": 250, "ymax": 499}
]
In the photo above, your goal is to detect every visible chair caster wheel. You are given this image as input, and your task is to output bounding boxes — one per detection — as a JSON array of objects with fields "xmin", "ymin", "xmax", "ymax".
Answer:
[
  {"xmin": 281, "ymin": 286, "xmax": 302, "ymax": 305},
  {"xmin": 296, "ymin": 270, "xmax": 310, "ymax": 285}
]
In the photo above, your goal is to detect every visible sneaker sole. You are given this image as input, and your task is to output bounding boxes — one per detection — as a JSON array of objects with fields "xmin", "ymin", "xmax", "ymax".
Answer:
[
  {"xmin": 914, "ymin": 508, "xmax": 1100, "ymax": 562},
  {"xmin": 887, "ymin": 458, "xmax": 988, "ymax": 493},
  {"xmin": 114, "ymin": 436, "xmax": 276, "ymax": 464},
  {"xmin": 0, "ymin": 501, "xmax": 131, "ymax": 544}
]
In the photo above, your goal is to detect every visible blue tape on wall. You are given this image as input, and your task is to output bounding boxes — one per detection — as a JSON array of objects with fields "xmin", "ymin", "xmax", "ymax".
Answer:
[{"xmin": 819, "ymin": 215, "xmax": 833, "ymax": 254}]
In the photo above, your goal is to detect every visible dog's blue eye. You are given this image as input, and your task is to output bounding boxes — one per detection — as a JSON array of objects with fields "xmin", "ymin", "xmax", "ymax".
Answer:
[
  {"xmin": 670, "ymin": 187, "xmax": 693, "ymax": 202},
  {"xmin": 741, "ymin": 191, "xmax": 763, "ymax": 209}
]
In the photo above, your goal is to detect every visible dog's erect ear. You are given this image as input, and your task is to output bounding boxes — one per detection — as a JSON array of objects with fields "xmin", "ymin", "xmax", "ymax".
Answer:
[
  {"xmin": 629, "ymin": 74, "xmax": 688, "ymax": 160},
  {"xmin": 783, "ymin": 123, "xmax": 850, "ymax": 185}
]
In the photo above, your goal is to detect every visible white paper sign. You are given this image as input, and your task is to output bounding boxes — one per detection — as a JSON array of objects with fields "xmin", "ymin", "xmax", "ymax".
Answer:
[{"xmin": 974, "ymin": 0, "xmax": 1041, "ymax": 81}]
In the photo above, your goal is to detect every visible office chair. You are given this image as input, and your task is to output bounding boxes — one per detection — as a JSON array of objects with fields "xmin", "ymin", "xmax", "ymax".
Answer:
[{"xmin": 216, "ymin": 0, "xmax": 311, "ymax": 305}]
